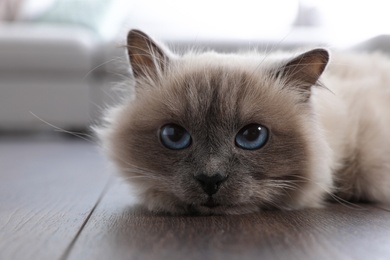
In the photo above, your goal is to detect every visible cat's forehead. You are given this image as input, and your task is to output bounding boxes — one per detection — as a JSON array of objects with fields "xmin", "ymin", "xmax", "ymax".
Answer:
[
  {"xmin": 154, "ymin": 62, "xmax": 295, "ymax": 130},
  {"xmin": 129, "ymin": 54, "xmax": 304, "ymax": 139}
]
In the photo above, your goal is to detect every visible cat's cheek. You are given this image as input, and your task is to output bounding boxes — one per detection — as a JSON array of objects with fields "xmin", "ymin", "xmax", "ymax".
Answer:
[
  {"xmin": 175, "ymin": 180, "xmax": 208, "ymax": 204},
  {"xmin": 138, "ymin": 187, "xmax": 192, "ymax": 215},
  {"xmin": 217, "ymin": 179, "xmax": 252, "ymax": 202}
]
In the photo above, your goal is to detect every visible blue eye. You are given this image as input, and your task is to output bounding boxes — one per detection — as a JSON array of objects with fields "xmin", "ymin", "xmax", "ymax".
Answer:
[
  {"xmin": 235, "ymin": 124, "xmax": 268, "ymax": 150},
  {"xmin": 160, "ymin": 124, "xmax": 191, "ymax": 150}
]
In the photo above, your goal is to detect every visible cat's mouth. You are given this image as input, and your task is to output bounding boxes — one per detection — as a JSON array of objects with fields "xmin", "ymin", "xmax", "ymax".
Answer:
[{"xmin": 201, "ymin": 197, "xmax": 220, "ymax": 208}]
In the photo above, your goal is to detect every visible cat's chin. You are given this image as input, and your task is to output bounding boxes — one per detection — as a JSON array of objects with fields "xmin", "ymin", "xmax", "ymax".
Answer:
[
  {"xmin": 185, "ymin": 203, "xmax": 261, "ymax": 216},
  {"xmin": 143, "ymin": 196, "xmax": 260, "ymax": 215}
]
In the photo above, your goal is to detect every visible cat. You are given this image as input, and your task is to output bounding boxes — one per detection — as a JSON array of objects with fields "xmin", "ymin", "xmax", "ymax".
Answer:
[{"xmin": 96, "ymin": 29, "xmax": 390, "ymax": 215}]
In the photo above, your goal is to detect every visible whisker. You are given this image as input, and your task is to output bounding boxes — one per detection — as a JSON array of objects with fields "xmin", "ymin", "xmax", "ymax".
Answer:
[
  {"xmin": 249, "ymin": 30, "xmax": 293, "ymax": 79},
  {"xmin": 82, "ymin": 57, "xmax": 124, "ymax": 81},
  {"xmin": 291, "ymin": 175, "xmax": 366, "ymax": 210},
  {"xmin": 120, "ymin": 175, "xmax": 162, "ymax": 181},
  {"xmin": 29, "ymin": 112, "xmax": 95, "ymax": 143}
]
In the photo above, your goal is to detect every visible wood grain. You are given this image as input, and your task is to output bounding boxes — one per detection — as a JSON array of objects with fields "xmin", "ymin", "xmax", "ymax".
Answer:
[
  {"xmin": 2, "ymin": 137, "xmax": 390, "ymax": 260},
  {"xmin": 0, "ymin": 136, "xmax": 110, "ymax": 260},
  {"xmin": 69, "ymin": 180, "xmax": 390, "ymax": 260}
]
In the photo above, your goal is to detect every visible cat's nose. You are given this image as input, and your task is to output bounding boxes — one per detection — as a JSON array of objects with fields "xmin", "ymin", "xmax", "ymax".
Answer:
[{"xmin": 194, "ymin": 173, "xmax": 227, "ymax": 196}]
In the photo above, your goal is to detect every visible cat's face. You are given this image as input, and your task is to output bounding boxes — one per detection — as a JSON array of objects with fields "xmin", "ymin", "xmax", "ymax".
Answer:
[{"xmin": 98, "ymin": 30, "xmax": 333, "ymax": 215}]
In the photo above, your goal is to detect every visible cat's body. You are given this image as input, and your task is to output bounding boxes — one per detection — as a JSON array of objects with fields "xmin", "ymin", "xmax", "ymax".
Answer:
[
  {"xmin": 96, "ymin": 30, "xmax": 390, "ymax": 215},
  {"xmin": 315, "ymin": 53, "xmax": 390, "ymax": 202}
]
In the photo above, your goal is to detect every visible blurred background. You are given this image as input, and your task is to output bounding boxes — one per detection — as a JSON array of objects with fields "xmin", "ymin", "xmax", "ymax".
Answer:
[{"xmin": 1, "ymin": 0, "xmax": 390, "ymax": 133}]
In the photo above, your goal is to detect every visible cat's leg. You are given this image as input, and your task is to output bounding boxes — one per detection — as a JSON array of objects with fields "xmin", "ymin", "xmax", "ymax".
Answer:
[
  {"xmin": 357, "ymin": 153, "xmax": 390, "ymax": 204},
  {"xmin": 335, "ymin": 130, "xmax": 390, "ymax": 204}
]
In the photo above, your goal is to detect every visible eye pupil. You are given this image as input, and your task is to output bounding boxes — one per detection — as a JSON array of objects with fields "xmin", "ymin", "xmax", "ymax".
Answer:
[
  {"xmin": 160, "ymin": 124, "xmax": 191, "ymax": 150},
  {"xmin": 242, "ymin": 126, "xmax": 261, "ymax": 141},
  {"xmin": 235, "ymin": 124, "xmax": 268, "ymax": 150},
  {"xmin": 164, "ymin": 127, "xmax": 184, "ymax": 142}
]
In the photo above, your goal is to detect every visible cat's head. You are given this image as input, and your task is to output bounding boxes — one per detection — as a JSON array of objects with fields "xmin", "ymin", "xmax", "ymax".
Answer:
[{"xmin": 98, "ymin": 30, "xmax": 333, "ymax": 215}]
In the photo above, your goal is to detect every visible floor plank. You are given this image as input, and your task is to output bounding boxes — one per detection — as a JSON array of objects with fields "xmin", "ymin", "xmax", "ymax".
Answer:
[
  {"xmin": 0, "ymin": 136, "xmax": 110, "ymax": 260},
  {"xmin": 3, "ymin": 137, "xmax": 390, "ymax": 260},
  {"xmin": 69, "ymin": 180, "xmax": 390, "ymax": 260}
]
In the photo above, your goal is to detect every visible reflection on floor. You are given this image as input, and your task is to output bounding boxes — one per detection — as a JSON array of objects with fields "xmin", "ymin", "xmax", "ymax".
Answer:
[{"xmin": 1, "ymin": 134, "xmax": 390, "ymax": 260}]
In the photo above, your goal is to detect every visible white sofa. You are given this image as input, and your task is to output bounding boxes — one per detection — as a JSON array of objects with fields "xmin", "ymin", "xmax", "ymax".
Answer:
[
  {"xmin": 0, "ymin": 0, "xmax": 133, "ymax": 131},
  {"xmin": 0, "ymin": 28, "xmax": 331, "ymax": 132},
  {"xmin": 0, "ymin": 24, "xmax": 97, "ymax": 130},
  {"xmin": 1, "ymin": 0, "xmax": 389, "ymax": 131}
]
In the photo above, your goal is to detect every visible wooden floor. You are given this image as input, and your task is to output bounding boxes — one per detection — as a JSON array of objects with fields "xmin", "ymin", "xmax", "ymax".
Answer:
[{"xmin": 1, "ymin": 135, "xmax": 390, "ymax": 260}]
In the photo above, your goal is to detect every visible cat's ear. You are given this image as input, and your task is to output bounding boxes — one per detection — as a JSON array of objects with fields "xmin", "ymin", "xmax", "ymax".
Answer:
[
  {"xmin": 276, "ymin": 48, "xmax": 329, "ymax": 101},
  {"xmin": 127, "ymin": 30, "xmax": 169, "ymax": 79}
]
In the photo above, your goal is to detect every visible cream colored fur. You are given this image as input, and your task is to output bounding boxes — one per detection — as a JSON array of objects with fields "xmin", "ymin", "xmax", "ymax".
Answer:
[
  {"xmin": 315, "ymin": 52, "xmax": 390, "ymax": 203},
  {"xmin": 96, "ymin": 30, "xmax": 390, "ymax": 214}
]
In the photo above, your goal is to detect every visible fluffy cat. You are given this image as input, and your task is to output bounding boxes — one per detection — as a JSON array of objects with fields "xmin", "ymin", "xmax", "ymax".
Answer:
[{"xmin": 96, "ymin": 29, "xmax": 390, "ymax": 215}]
